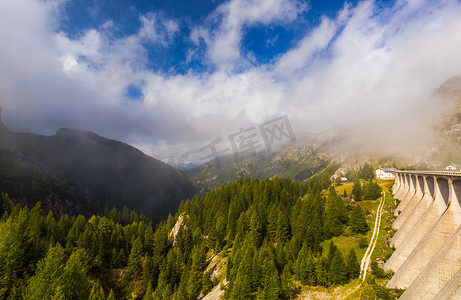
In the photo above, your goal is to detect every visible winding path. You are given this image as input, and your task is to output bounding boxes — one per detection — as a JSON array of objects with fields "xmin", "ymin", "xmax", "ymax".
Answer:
[
  {"xmin": 342, "ymin": 192, "xmax": 385, "ymax": 299},
  {"xmin": 360, "ymin": 191, "xmax": 385, "ymax": 280}
]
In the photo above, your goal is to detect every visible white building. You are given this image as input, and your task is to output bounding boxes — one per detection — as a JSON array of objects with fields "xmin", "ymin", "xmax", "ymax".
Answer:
[
  {"xmin": 446, "ymin": 165, "xmax": 457, "ymax": 171},
  {"xmin": 375, "ymin": 168, "xmax": 398, "ymax": 180}
]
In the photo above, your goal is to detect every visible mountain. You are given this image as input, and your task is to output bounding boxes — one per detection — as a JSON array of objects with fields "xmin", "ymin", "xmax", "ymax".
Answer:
[
  {"xmin": 187, "ymin": 136, "xmax": 346, "ymax": 191},
  {"xmin": 188, "ymin": 76, "xmax": 461, "ymax": 189},
  {"xmin": 0, "ymin": 112, "xmax": 195, "ymax": 220},
  {"xmin": 430, "ymin": 75, "xmax": 461, "ymax": 165}
]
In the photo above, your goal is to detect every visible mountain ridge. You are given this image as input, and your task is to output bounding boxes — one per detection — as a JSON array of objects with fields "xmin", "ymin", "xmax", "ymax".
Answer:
[{"xmin": 0, "ymin": 119, "xmax": 195, "ymax": 221}]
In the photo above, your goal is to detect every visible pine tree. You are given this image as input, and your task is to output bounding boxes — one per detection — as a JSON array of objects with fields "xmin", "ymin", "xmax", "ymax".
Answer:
[
  {"xmin": 306, "ymin": 256, "xmax": 317, "ymax": 286},
  {"xmin": 346, "ymin": 249, "xmax": 360, "ymax": 279},
  {"xmin": 25, "ymin": 244, "xmax": 68, "ymax": 300},
  {"xmin": 327, "ymin": 241, "xmax": 338, "ymax": 270},
  {"xmin": 51, "ymin": 286, "xmax": 66, "ymax": 300},
  {"xmin": 330, "ymin": 251, "xmax": 348, "ymax": 285},
  {"xmin": 350, "ymin": 205, "xmax": 369, "ymax": 234},
  {"xmin": 201, "ymin": 273, "xmax": 213, "ymax": 295},
  {"xmin": 250, "ymin": 210, "xmax": 263, "ymax": 247},
  {"xmin": 107, "ymin": 289, "xmax": 116, "ymax": 300},
  {"xmin": 187, "ymin": 245, "xmax": 206, "ymax": 298},
  {"xmin": 0, "ymin": 207, "xmax": 40, "ymax": 282},
  {"xmin": 358, "ymin": 163, "xmax": 374, "ymax": 180},
  {"xmin": 297, "ymin": 256, "xmax": 308, "ymax": 285},
  {"xmin": 142, "ymin": 282, "xmax": 154, "ymax": 300},
  {"xmin": 315, "ymin": 257, "xmax": 329, "ymax": 287},
  {"xmin": 267, "ymin": 207, "xmax": 278, "ymax": 242},
  {"xmin": 230, "ymin": 248, "xmax": 254, "ymax": 299},
  {"xmin": 59, "ymin": 249, "xmax": 91, "ymax": 299},
  {"xmin": 324, "ymin": 190, "xmax": 347, "ymax": 238},
  {"xmin": 176, "ymin": 271, "xmax": 189, "ymax": 300},
  {"xmin": 280, "ymin": 263, "xmax": 293, "ymax": 298},
  {"xmin": 266, "ymin": 271, "xmax": 280, "ymax": 300},
  {"xmin": 0, "ymin": 193, "xmax": 11, "ymax": 216},
  {"xmin": 89, "ymin": 280, "xmax": 105, "ymax": 300},
  {"xmin": 363, "ymin": 180, "xmax": 382, "ymax": 200},
  {"xmin": 127, "ymin": 237, "xmax": 143, "ymax": 279},
  {"xmin": 153, "ymin": 272, "xmax": 171, "ymax": 300},
  {"xmin": 351, "ymin": 180, "xmax": 362, "ymax": 202},
  {"xmin": 142, "ymin": 256, "xmax": 154, "ymax": 293},
  {"xmin": 276, "ymin": 211, "xmax": 290, "ymax": 244}
]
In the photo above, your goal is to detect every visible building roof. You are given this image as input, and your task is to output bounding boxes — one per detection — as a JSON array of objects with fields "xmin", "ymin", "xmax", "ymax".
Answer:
[{"xmin": 378, "ymin": 168, "xmax": 398, "ymax": 172}]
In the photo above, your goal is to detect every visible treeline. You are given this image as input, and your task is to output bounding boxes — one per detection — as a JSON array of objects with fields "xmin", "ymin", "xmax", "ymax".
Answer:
[
  {"xmin": 351, "ymin": 180, "xmax": 382, "ymax": 202},
  {"xmin": 0, "ymin": 176, "xmax": 370, "ymax": 299},
  {"xmin": 177, "ymin": 177, "xmax": 367, "ymax": 299},
  {"xmin": 344, "ymin": 162, "xmax": 375, "ymax": 181}
]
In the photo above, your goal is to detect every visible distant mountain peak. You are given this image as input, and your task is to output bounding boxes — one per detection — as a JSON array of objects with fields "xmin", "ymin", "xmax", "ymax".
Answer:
[
  {"xmin": 55, "ymin": 128, "xmax": 101, "ymax": 140},
  {"xmin": 0, "ymin": 125, "xmax": 196, "ymax": 219},
  {"xmin": 436, "ymin": 74, "xmax": 461, "ymax": 98}
]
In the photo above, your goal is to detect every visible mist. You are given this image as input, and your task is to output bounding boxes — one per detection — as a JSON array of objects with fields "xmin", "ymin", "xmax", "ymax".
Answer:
[{"xmin": 1, "ymin": 0, "xmax": 460, "ymax": 164}]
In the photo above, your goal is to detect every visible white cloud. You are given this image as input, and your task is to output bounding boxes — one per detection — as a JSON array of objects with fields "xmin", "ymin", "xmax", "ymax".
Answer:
[
  {"xmin": 198, "ymin": 0, "xmax": 307, "ymax": 71},
  {"xmin": 138, "ymin": 12, "xmax": 179, "ymax": 45},
  {"xmin": 1, "ymin": 0, "xmax": 461, "ymax": 162},
  {"xmin": 273, "ymin": 16, "xmax": 338, "ymax": 77}
]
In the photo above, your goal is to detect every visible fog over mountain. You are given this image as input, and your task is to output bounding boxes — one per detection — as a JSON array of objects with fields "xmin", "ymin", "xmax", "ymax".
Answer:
[
  {"xmin": 0, "ymin": 111, "xmax": 195, "ymax": 219},
  {"xmin": 1, "ymin": 0, "xmax": 461, "ymax": 164}
]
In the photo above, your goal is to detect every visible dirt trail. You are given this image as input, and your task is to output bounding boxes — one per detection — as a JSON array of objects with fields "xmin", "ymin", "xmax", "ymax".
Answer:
[
  {"xmin": 341, "ymin": 192, "xmax": 385, "ymax": 299},
  {"xmin": 360, "ymin": 191, "xmax": 385, "ymax": 280}
]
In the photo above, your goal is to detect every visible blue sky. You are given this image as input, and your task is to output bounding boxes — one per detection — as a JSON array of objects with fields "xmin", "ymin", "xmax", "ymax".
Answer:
[
  {"xmin": 1, "ymin": 0, "xmax": 461, "ymax": 163},
  {"xmin": 60, "ymin": 0, "xmax": 365, "ymax": 74}
]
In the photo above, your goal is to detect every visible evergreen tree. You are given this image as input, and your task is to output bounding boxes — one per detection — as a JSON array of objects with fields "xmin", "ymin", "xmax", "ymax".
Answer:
[
  {"xmin": 0, "ymin": 206, "xmax": 44, "ymax": 287},
  {"xmin": 350, "ymin": 205, "xmax": 369, "ymax": 234},
  {"xmin": 276, "ymin": 211, "xmax": 290, "ymax": 244},
  {"xmin": 329, "ymin": 251, "xmax": 348, "ymax": 285},
  {"xmin": 107, "ymin": 289, "xmax": 116, "ymax": 300},
  {"xmin": 324, "ymin": 189, "xmax": 347, "ymax": 238},
  {"xmin": 0, "ymin": 193, "xmax": 11, "ymax": 217},
  {"xmin": 266, "ymin": 271, "xmax": 280, "ymax": 299},
  {"xmin": 266, "ymin": 207, "xmax": 278, "ymax": 242},
  {"xmin": 59, "ymin": 249, "xmax": 91, "ymax": 299},
  {"xmin": 25, "ymin": 244, "xmax": 68, "ymax": 300},
  {"xmin": 250, "ymin": 210, "xmax": 263, "ymax": 247},
  {"xmin": 51, "ymin": 286, "xmax": 66, "ymax": 300},
  {"xmin": 351, "ymin": 180, "xmax": 362, "ymax": 202},
  {"xmin": 306, "ymin": 256, "xmax": 317, "ymax": 286},
  {"xmin": 142, "ymin": 282, "xmax": 154, "ymax": 300},
  {"xmin": 89, "ymin": 280, "xmax": 105, "ymax": 300},
  {"xmin": 280, "ymin": 263, "xmax": 293, "ymax": 299},
  {"xmin": 230, "ymin": 248, "xmax": 254, "ymax": 299},
  {"xmin": 363, "ymin": 181, "xmax": 382, "ymax": 200},
  {"xmin": 0, "ymin": 174, "xmax": 379, "ymax": 298},
  {"xmin": 187, "ymin": 244, "xmax": 206, "ymax": 298},
  {"xmin": 127, "ymin": 237, "xmax": 143, "ymax": 279},
  {"xmin": 315, "ymin": 257, "xmax": 329, "ymax": 287},
  {"xmin": 327, "ymin": 241, "xmax": 338, "ymax": 270},
  {"xmin": 357, "ymin": 163, "xmax": 374, "ymax": 180},
  {"xmin": 142, "ymin": 255, "xmax": 154, "ymax": 293},
  {"xmin": 346, "ymin": 249, "xmax": 360, "ymax": 279},
  {"xmin": 201, "ymin": 273, "xmax": 213, "ymax": 295}
]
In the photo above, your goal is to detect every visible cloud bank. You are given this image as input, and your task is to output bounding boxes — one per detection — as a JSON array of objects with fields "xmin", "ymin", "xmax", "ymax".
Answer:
[{"xmin": 1, "ymin": 0, "xmax": 461, "ymax": 163}]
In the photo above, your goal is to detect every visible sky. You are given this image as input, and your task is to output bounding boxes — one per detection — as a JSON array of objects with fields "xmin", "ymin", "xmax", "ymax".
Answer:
[{"xmin": 1, "ymin": 0, "xmax": 461, "ymax": 164}]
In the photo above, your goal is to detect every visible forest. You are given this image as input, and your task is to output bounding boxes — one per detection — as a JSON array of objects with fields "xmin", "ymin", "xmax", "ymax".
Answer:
[{"xmin": 0, "ymin": 173, "xmax": 376, "ymax": 299}]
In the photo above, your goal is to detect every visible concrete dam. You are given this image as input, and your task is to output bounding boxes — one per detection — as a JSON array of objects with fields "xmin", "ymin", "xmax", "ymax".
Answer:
[{"xmin": 385, "ymin": 170, "xmax": 461, "ymax": 299}]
